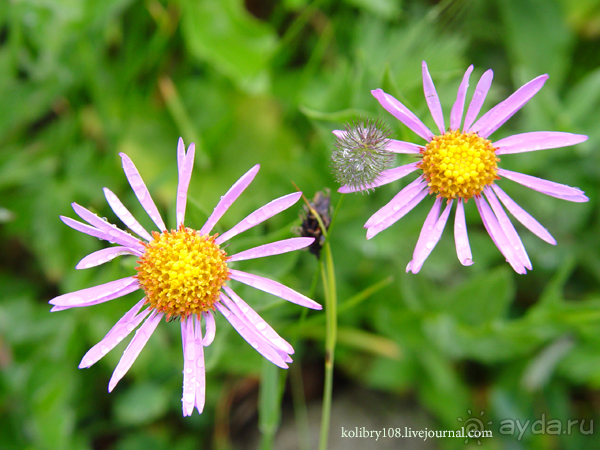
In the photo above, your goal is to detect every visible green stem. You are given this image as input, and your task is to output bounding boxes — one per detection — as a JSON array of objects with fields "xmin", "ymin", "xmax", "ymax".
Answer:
[{"xmin": 318, "ymin": 240, "xmax": 337, "ymax": 450}]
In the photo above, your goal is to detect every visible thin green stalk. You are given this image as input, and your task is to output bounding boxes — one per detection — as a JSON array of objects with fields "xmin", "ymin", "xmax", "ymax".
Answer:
[
  {"xmin": 318, "ymin": 240, "xmax": 337, "ymax": 450},
  {"xmin": 294, "ymin": 190, "xmax": 343, "ymax": 450}
]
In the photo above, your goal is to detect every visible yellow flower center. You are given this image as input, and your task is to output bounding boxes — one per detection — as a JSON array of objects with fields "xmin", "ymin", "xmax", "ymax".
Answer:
[
  {"xmin": 420, "ymin": 130, "xmax": 499, "ymax": 200},
  {"xmin": 136, "ymin": 227, "xmax": 230, "ymax": 320}
]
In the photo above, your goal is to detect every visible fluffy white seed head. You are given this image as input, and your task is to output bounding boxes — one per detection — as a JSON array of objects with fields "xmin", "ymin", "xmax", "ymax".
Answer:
[{"xmin": 331, "ymin": 118, "xmax": 395, "ymax": 193}]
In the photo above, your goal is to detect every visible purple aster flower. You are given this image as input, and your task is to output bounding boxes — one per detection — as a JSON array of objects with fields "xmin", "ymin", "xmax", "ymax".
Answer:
[
  {"xmin": 50, "ymin": 138, "xmax": 321, "ymax": 416},
  {"xmin": 336, "ymin": 62, "xmax": 588, "ymax": 274}
]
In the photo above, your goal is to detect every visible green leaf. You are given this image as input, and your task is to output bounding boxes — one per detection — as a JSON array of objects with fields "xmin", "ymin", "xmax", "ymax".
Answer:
[
  {"xmin": 446, "ymin": 266, "xmax": 515, "ymax": 326},
  {"xmin": 179, "ymin": 0, "xmax": 277, "ymax": 92},
  {"xmin": 497, "ymin": 0, "xmax": 574, "ymax": 85},
  {"xmin": 114, "ymin": 382, "xmax": 171, "ymax": 425},
  {"xmin": 258, "ymin": 359, "xmax": 283, "ymax": 449},
  {"xmin": 342, "ymin": 0, "xmax": 402, "ymax": 19},
  {"xmin": 565, "ymin": 66, "xmax": 600, "ymax": 124}
]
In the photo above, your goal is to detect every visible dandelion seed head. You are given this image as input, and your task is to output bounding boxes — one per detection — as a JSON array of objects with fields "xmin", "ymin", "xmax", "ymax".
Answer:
[{"xmin": 331, "ymin": 118, "xmax": 395, "ymax": 193}]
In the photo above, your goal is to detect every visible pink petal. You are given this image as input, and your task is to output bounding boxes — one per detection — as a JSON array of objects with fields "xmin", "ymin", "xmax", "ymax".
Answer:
[
  {"xmin": 216, "ymin": 300, "xmax": 290, "ymax": 368},
  {"xmin": 422, "ymin": 61, "xmax": 445, "ymax": 134},
  {"xmin": 494, "ymin": 132, "xmax": 588, "ymax": 155},
  {"xmin": 406, "ymin": 198, "xmax": 452, "ymax": 274},
  {"xmin": 463, "ymin": 69, "xmax": 494, "ymax": 132},
  {"xmin": 484, "ymin": 187, "xmax": 532, "ymax": 270},
  {"xmin": 371, "ymin": 89, "xmax": 434, "ymax": 141},
  {"xmin": 176, "ymin": 137, "xmax": 185, "ymax": 170},
  {"xmin": 491, "ymin": 184, "xmax": 556, "ymax": 245},
  {"xmin": 181, "ymin": 316, "xmax": 195, "ymax": 417},
  {"xmin": 108, "ymin": 310, "xmax": 163, "ymax": 392},
  {"xmin": 366, "ymin": 185, "xmax": 429, "ymax": 239},
  {"xmin": 71, "ymin": 203, "xmax": 144, "ymax": 251},
  {"xmin": 176, "ymin": 141, "xmax": 195, "ymax": 227},
  {"xmin": 454, "ymin": 198, "xmax": 473, "ymax": 266},
  {"xmin": 200, "ymin": 165, "xmax": 260, "ymax": 236},
  {"xmin": 49, "ymin": 276, "xmax": 138, "ymax": 310},
  {"xmin": 228, "ymin": 237, "xmax": 314, "ymax": 262},
  {"xmin": 223, "ymin": 286, "xmax": 294, "ymax": 354},
  {"xmin": 498, "ymin": 168, "xmax": 588, "ymax": 202},
  {"xmin": 79, "ymin": 298, "xmax": 150, "ymax": 368},
  {"xmin": 120, "ymin": 153, "xmax": 167, "ymax": 232},
  {"xmin": 332, "ymin": 130, "xmax": 345, "ymax": 139},
  {"xmin": 338, "ymin": 161, "xmax": 420, "ymax": 193},
  {"xmin": 450, "ymin": 65, "xmax": 474, "ymax": 131},
  {"xmin": 229, "ymin": 269, "xmax": 322, "ymax": 310},
  {"xmin": 365, "ymin": 176, "xmax": 429, "ymax": 228},
  {"xmin": 201, "ymin": 310, "xmax": 215, "ymax": 346},
  {"xmin": 103, "ymin": 188, "xmax": 153, "ymax": 242},
  {"xmin": 219, "ymin": 293, "xmax": 292, "ymax": 364},
  {"xmin": 386, "ymin": 140, "xmax": 423, "ymax": 154},
  {"xmin": 76, "ymin": 246, "xmax": 140, "ymax": 269},
  {"xmin": 193, "ymin": 315, "xmax": 207, "ymax": 413},
  {"xmin": 474, "ymin": 195, "xmax": 526, "ymax": 274},
  {"xmin": 181, "ymin": 315, "xmax": 205, "ymax": 416},
  {"xmin": 216, "ymin": 192, "xmax": 302, "ymax": 244},
  {"xmin": 470, "ymin": 74, "xmax": 548, "ymax": 138},
  {"xmin": 61, "ymin": 216, "xmax": 121, "ymax": 245}
]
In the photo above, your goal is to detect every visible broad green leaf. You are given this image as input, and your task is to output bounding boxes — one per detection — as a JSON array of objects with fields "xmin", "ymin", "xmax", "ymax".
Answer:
[
  {"xmin": 497, "ymin": 0, "xmax": 574, "ymax": 85},
  {"xmin": 114, "ymin": 382, "xmax": 171, "ymax": 425},
  {"xmin": 179, "ymin": 0, "xmax": 277, "ymax": 92},
  {"xmin": 446, "ymin": 266, "xmax": 514, "ymax": 326}
]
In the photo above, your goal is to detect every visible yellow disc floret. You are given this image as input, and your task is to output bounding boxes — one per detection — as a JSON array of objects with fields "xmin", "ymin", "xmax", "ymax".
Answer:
[
  {"xmin": 136, "ymin": 227, "xmax": 229, "ymax": 320},
  {"xmin": 419, "ymin": 130, "xmax": 499, "ymax": 200}
]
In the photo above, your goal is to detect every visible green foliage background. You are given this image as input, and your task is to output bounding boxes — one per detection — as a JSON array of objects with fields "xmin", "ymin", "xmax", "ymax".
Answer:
[{"xmin": 1, "ymin": 0, "xmax": 599, "ymax": 449}]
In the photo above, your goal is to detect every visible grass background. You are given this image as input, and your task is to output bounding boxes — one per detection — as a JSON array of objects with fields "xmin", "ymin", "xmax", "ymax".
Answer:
[{"xmin": 1, "ymin": 0, "xmax": 600, "ymax": 449}]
